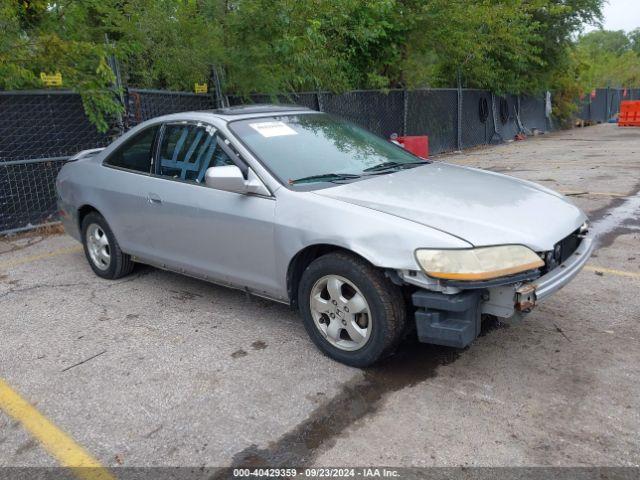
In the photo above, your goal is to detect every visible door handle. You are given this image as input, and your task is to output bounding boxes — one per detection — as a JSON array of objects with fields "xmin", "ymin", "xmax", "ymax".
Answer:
[{"xmin": 146, "ymin": 193, "xmax": 162, "ymax": 204}]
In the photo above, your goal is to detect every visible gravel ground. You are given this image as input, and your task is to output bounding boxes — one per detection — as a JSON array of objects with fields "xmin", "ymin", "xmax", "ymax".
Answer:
[{"xmin": 0, "ymin": 123, "xmax": 639, "ymax": 470}]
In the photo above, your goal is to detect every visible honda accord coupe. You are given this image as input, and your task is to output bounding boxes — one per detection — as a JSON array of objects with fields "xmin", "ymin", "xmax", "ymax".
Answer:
[{"xmin": 56, "ymin": 105, "xmax": 594, "ymax": 366}]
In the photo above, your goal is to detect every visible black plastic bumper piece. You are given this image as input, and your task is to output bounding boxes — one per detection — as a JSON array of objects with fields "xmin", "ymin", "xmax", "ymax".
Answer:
[{"xmin": 412, "ymin": 289, "xmax": 483, "ymax": 348}]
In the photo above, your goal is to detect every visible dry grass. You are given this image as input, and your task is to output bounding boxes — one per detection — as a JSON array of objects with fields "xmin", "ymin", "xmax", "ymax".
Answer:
[
  {"xmin": 31, "ymin": 222, "xmax": 66, "ymax": 236},
  {"xmin": 2, "ymin": 222, "xmax": 65, "ymax": 239}
]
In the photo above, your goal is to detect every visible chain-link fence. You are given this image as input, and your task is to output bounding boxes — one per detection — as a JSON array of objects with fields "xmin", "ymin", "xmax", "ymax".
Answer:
[
  {"xmin": 228, "ymin": 92, "xmax": 319, "ymax": 111},
  {"xmin": 406, "ymin": 89, "xmax": 459, "ymax": 153},
  {"xmin": 0, "ymin": 86, "xmax": 631, "ymax": 234},
  {"xmin": 231, "ymin": 89, "xmax": 547, "ymax": 155},
  {"xmin": 0, "ymin": 88, "xmax": 216, "ymax": 233},
  {"xmin": 0, "ymin": 91, "xmax": 115, "ymax": 233},
  {"xmin": 0, "ymin": 91, "xmax": 113, "ymax": 161},
  {"xmin": 125, "ymin": 88, "xmax": 216, "ymax": 128},
  {"xmin": 576, "ymin": 87, "xmax": 640, "ymax": 124}
]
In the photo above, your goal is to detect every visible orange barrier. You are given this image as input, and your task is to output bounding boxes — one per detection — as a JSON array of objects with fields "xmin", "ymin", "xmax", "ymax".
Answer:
[
  {"xmin": 619, "ymin": 101, "xmax": 640, "ymax": 127},
  {"xmin": 396, "ymin": 135, "xmax": 429, "ymax": 158}
]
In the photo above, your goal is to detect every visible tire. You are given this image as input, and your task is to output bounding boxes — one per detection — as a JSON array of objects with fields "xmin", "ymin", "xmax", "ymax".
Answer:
[
  {"xmin": 298, "ymin": 252, "xmax": 406, "ymax": 367},
  {"xmin": 81, "ymin": 212, "xmax": 134, "ymax": 280}
]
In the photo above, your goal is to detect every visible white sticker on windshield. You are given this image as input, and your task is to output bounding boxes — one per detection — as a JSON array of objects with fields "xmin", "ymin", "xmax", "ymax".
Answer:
[{"xmin": 249, "ymin": 121, "xmax": 297, "ymax": 138}]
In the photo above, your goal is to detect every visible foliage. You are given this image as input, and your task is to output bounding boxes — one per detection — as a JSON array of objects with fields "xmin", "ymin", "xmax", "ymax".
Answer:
[
  {"xmin": 221, "ymin": 0, "xmax": 603, "ymax": 96},
  {"xmin": 0, "ymin": 0, "xmax": 227, "ymax": 131},
  {"xmin": 547, "ymin": 47, "xmax": 585, "ymax": 127},
  {"xmin": 6, "ymin": 0, "xmax": 638, "ymax": 130},
  {"xmin": 0, "ymin": 0, "xmax": 127, "ymax": 132},
  {"xmin": 631, "ymin": 28, "xmax": 640, "ymax": 54},
  {"xmin": 404, "ymin": 0, "xmax": 544, "ymax": 93},
  {"xmin": 221, "ymin": 0, "xmax": 410, "ymax": 93},
  {"xmin": 104, "ymin": 0, "xmax": 224, "ymax": 90},
  {"xmin": 576, "ymin": 29, "xmax": 640, "ymax": 88}
]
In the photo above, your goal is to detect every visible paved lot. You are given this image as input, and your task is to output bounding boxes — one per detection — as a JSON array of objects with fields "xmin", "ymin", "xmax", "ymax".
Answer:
[{"xmin": 1, "ymin": 123, "xmax": 639, "ymax": 470}]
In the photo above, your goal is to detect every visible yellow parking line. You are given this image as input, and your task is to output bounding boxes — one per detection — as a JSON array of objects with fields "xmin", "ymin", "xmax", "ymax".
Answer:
[
  {"xmin": 585, "ymin": 265, "xmax": 640, "ymax": 279},
  {"xmin": 0, "ymin": 379, "xmax": 114, "ymax": 480},
  {"xmin": 0, "ymin": 246, "xmax": 82, "ymax": 270}
]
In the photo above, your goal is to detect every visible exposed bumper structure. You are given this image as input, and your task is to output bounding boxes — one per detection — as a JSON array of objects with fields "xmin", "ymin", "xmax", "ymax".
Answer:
[
  {"xmin": 412, "ymin": 289, "xmax": 483, "ymax": 348},
  {"xmin": 531, "ymin": 232, "xmax": 595, "ymax": 302}
]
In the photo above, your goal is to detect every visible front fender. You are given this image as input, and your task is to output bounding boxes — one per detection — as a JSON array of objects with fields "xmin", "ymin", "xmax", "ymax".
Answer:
[{"xmin": 273, "ymin": 190, "xmax": 471, "ymax": 296}]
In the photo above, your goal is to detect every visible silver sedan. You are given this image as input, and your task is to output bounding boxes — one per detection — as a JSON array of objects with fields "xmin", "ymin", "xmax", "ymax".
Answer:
[{"xmin": 56, "ymin": 105, "xmax": 594, "ymax": 366}]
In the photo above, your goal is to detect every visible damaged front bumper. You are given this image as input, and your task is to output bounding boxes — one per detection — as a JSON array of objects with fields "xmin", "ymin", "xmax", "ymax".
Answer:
[
  {"xmin": 409, "ymin": 231, "xmax": 595, "ymax": 348},
  {"xmin": 529, "ymin": 233, "xmax": 594, "ymax": 303}
]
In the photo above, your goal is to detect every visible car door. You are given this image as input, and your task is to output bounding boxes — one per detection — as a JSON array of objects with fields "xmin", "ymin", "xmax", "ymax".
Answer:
[
  {"xmin": 99, "ymin": 125, "xmax": 165, "ymax": 257},
  {"xmin": 140, "ymin": 121, "xmax": 279, "ymax": 298}
]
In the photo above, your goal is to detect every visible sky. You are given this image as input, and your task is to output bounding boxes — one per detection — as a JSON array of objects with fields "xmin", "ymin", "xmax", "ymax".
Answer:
[{"xmin": 585, "ymin": 0, "xmax": 640, "ymax": 32}]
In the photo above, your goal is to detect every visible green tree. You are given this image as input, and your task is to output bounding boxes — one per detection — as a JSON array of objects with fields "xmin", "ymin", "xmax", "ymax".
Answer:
[
  {"xmin": 578, "ymin": 29, "xmax": 631, "ymax": 55},
  {"xmin": 222, "ymin": 0, "xmax": 605, "ymax": 96},
  {"xmin": 105, "ymin": 0, "xmax": 223, "ymax": 90},
  {"xmin": 0, "ymin": 0, "xmax": 125, "ymax": 132},
  {"xmin": 576, "ymin": 28, "xmax": 640, "ymax": 89},
  {"xmin": 0, "ymin": 0, "xmax": 224, "ymax": 131},
  {"xmin": 404, "ymin": 0, "xmax": 543, "ymax": 93},
  {"xmin": 1, "ymin": 0, "xmax": 619, "ymax": 130},
  {"xmin": 221, "ymin": 0, "xmax": 410, "ymax": 93},
  {"xmin": 630, "ymin": 28, "xmax": 640, "ymax": 54}
]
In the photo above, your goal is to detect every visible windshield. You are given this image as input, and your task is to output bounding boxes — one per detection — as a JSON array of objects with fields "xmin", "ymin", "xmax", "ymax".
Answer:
[{"xmin": 228, "ymin": 113, "xmax": 428, "ymax": 188}]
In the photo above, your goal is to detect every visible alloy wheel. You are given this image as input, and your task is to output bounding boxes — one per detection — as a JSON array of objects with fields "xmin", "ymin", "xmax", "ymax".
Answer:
[
  {"xmin": 85, "ymin": 223, "xmax": 111, "ymax": 271},
  {"xmin": 309, "ymin": 274, "xmax": 372, "ymax": 351}
]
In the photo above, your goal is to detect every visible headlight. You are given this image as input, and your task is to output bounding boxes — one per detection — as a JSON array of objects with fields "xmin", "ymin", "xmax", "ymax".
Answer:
[{"xmin": 415, "ymin": 245, "xmax": 544, "ymax": 281}]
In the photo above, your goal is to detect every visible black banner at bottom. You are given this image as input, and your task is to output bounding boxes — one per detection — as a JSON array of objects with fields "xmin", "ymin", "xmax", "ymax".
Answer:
[{"xmin": 0, "ymin": 467, "xmax": 637, "ymax": 480}]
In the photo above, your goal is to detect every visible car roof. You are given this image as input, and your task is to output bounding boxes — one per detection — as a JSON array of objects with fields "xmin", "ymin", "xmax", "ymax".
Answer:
[
  {"xmin": 211, "ymin": 104, "xmax": 311, "ymax": 116},
  {"xmin": 148, "ymin": 104, "xmax": 317, "ymax": 124}
]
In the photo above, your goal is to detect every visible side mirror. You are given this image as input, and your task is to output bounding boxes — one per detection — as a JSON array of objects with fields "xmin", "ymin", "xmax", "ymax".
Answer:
[{"xmin": 204, "ymin": 165, "xmax": 268, "ymax": 195}]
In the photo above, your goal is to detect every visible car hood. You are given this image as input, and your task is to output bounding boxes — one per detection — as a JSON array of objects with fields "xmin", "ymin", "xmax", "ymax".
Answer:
[{"xmin": 313, "ymin": 162, "xmax": 586, "ymax": 251}]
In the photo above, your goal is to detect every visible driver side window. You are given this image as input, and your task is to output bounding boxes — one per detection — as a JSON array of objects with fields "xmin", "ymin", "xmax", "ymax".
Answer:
[{"xmin": 158, "ymin": 124, "xmax": 233, "ymax": 183}]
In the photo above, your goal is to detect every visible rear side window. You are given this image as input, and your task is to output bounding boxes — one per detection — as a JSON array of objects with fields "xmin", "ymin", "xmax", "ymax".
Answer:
[
  {"xmin": 105, "ymin": 126, "xmax": 158, "ymax": 173},
  {"xmin": 158, "ymin": 124, "xmax": 233, "ymax": 183}
]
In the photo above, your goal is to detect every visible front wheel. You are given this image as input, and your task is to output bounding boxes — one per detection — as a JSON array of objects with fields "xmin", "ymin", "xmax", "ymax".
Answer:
[
  {"xmin": 298, "ymin": 252, "xmax": 406, "ymax": 367},
  {"xmin": 81, "ymin": 212, "xmax": 134, "ymax": 280}
]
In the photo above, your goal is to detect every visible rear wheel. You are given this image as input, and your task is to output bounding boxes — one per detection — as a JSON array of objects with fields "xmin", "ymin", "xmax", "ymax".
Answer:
[
  {"xmin": 81, "ymin": 212, "xmax": 134, "ymax": 279},
  {"xmin": 298, "ymin": 252, "xmax": 406, "ymax": 367}
]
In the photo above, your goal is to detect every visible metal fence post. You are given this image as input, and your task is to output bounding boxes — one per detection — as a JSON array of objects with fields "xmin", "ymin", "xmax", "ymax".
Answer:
[
  {"xmin": 403, "ymin": 89, "xmax": 408, "ymax": 136},
  {"xmin": 211, "ymin": 65, "xmax": 228, "ymax": 109},
  {"xmin": 489, "ymin": 92, "xmax": 502, "ymax": 144},
  {"xmin": 456, "ymin": 71, "xmax": 462, "ymax": 151}
]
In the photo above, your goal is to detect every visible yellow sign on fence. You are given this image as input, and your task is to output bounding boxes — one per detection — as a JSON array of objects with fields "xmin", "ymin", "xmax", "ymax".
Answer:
[
  {"xmin": 40, "ymin": 72, "xmax": 63, "ymax": 87},
  {"xmin": 194, "ymin": 83, "xmax": 208, "ymax": 94}
]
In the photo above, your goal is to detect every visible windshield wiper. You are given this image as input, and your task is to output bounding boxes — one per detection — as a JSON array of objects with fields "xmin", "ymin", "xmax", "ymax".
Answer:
[
  {"xmin": 289, "ymin": 173, "xmax": 362, "ymax": 185},
  {"xmin": 363, "ymin": 161, "xmax": 426, "ymax": 173}
]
